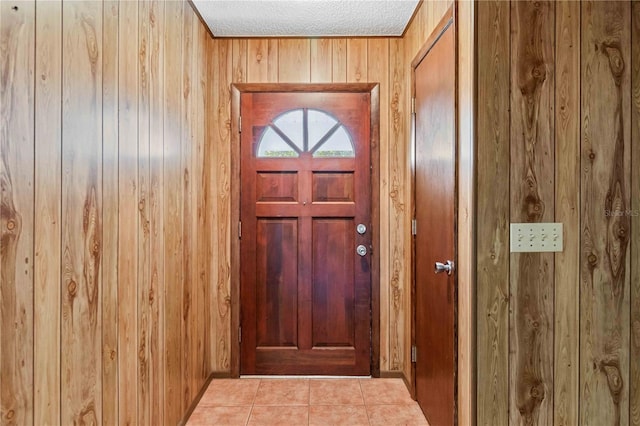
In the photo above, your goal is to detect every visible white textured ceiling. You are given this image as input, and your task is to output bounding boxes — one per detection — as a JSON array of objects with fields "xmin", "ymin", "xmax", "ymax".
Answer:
[{"xmin": 191, "ymin": 0, "xmax": 420, "ymax": 37}]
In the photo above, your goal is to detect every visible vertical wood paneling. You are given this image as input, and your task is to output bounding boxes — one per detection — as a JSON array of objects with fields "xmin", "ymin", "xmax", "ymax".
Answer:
[
  {"xmin": 278, "ymin": 39, "xmax": 310, "ymax": 82},
  {"xmin": 101, "ymin": 2, "xmax": 119, "ymax": 424},
  {"xmin": 194, "ymin": 18, "xmax": 206, "ymax": 391},
  {"xmin": 181, "ymin": 5, "xmax": 194, "ymax": 410},
  {"xmin": 33, "ymin": 1, "xmax": 62, "ymax": 424},
  {"xmin": 213, "ymin": 38, "xmax": 233, "ymax": 372},
  {"xmin": 632, "ymin": 4, "xmax": 640, "ymax": 424},
  {"xmin": 332, "ymin": 39, "xmax": 347, "ymax": 82},
  {"xmin": 118, "ymin": 1, "xmax": 139, "ymax": 424},
  {"xmin": 163, "ymin": 1, "xmax": 183, "ymax": 422},
  {"xmin": 310, "ymin": 38, "xmax": 332, "ymax": 83},
  {"xmin": 347, "ymin": 39, "xmax": 367, "ymax": 82},
  {"xmin": 389, "ymin": 37, "xmax": 406, "ymax": 372},
  {"xmin": 233, "ymin": 39, "xmax": 247, "ymax": 84},
  {"xmin": 476, "ymin": 1, "xmax": 510, "ymax": 424},
  {"xmin": 148, "ymin": 0, "xmax": 165, "ymax": 423},
  {"xmin": 368, "ymin": 38, "xmax": 390, "ymax": 372},
  {"xmin": 580, "ymin": 2, "xmax": 631, "ymax": 424},
  {"xmin": 189, "ymin": 14, "xmax": 201, "ymax": 402},
  {"xmin": 137, "ymin": 1, "xmax": 152, "ymax": 423},
  {"xmin": 61, "ymin": 1, "xmax": 103, "ymax": 423},
  {"xmin": 1, "ymin": 2, "xmax": 35, "ymax": 425},
  {"xmin": 247, "ymin": 39, "xmax": 278, "ymax": 83},
  {"xmin": 554, "ymin": 1, "xmax": 580, "ymax": 424},
  {"xmin": 509, "ymin": 2, "xmax": 555, "ymax": 424},
  {"xmin": 3, "ymin": 1, "xmax": 214, "ymax": 425}
]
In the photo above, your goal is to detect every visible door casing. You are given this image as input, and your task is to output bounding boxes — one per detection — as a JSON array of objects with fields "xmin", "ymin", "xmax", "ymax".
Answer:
[{"xmin": 230, "ymin": 83, "xmax": 381, "ymax": 377}]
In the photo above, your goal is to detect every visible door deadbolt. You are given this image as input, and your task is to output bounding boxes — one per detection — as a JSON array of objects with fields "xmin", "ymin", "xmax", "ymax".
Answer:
[
  {"xmin": 356, "ymin": 224, "xmax": 367, "ymax": 235},
  {"xmin": 356, "ymin": 245, "xmax": 367, "ymax": 256}
]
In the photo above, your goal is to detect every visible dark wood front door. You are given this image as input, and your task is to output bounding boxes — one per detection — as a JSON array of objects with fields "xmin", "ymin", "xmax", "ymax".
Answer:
[
  {"xmin": 240, "ymin": 91, "xmax": 371, "ymax": 375},
  {"xmin": 413, "ymin": 11, "xmax": 457, "ymax": 426}
]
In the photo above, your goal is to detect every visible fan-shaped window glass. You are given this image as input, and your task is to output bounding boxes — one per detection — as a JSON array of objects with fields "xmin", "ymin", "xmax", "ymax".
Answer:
[
  {"xmin": 257, "ymin": 127, "xmax": 299, "ymax": 158},
  {"xmin": 256, "ymin": 108, "xmax": 355, "ymax": 158}
]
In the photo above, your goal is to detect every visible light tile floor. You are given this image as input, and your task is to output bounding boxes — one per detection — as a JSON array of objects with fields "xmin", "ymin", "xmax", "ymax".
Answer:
[{"xmin": 187, "ymin": 378, "xmax": 430, "ymax": 425}]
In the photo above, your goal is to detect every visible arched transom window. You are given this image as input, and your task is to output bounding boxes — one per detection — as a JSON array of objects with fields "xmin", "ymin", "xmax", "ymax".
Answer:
[{"xmin": 256, "ymin": 108, "xmax": 355, "ymax": 158}]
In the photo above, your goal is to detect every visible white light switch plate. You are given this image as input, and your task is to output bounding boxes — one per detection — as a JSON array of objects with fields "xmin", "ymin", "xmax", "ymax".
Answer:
[{"xmin": 510, "ymin": 223, "xmax": 563, "ymax": 253}]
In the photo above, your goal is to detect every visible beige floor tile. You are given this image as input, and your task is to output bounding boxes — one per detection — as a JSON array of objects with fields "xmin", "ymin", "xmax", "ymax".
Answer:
[
  {"xmin": 247, "ymin": 405, "xmax": 309, "ymax": 425},
  {"xmin": 309, "ymin": 379, "xmax": 364, "ymax": 405},
  {"xmin": 187, "ymin": 405, "xmax": 252, "ymax": 425},
  {"xmin": 199, "ymin": 379, "xmax": 261, "ymax": 406},
  {"xmin": 366, "ymin": 404, "xmax": 429, "ymax": 426},
  {"xmin": 253, "ymin": 379, "xmax": 310, "ymax": 406},
  {"xmin": 309, "ymin": 404, "xmax": 370, "ymax": 425},
  {"xmin": 360, "ymin": 378, "xmax": 414, "ymax": 405}
]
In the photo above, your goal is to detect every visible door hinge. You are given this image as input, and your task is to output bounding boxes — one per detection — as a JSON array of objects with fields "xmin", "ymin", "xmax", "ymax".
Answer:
[
  {"xmin": 411, "ymin": 97, "xmax": 416, "ymax": 114},
  {"xmin": 238, "ymin": 221, "xmax": 242, "ymax": 239},
  {"xmin": 412, "ymin": 219, "xmax": 417, "ymax": 236},
  {"xmin": 238, "ymin": 326, "xmax": 242, "ymax": 343},
  {"xmin": 239, "ymin": 116, "xmax": 242, "ymax": 133},
  {"xmin": 411, "ymin": 345, "xmax": 417, "ymax": 363}
]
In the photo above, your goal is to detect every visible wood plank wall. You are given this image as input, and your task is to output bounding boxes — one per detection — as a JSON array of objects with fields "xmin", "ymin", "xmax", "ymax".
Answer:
[
  {"xmin": 477, "ymin": 1, "xmax": 640, "ymax": 424},
  {"xmin": 0, "ymin": 1, "xmax": 214, "ymax": 424},
  {"xmin": 208, "ymin": 36, "xmax": 415, "ymax": 375}
]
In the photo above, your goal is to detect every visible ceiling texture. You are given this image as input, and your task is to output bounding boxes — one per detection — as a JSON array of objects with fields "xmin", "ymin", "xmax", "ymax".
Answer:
[{"xmin": 191, "ymin": 0, "xmax": 421, "ymax": 37}]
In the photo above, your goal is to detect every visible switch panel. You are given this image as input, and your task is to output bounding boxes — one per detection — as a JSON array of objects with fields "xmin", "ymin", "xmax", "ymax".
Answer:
[{"xmin": 510, "ymin": 223, "xmax": 563, "ymax": 253}]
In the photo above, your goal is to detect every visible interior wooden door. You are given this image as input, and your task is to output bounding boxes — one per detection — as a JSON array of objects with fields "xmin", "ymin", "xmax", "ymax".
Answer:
[
  {"xmin": 240, "ymin": 91, "xmax": 371, "ymax": 375},
  {"xmin": 413, "ymin": 13, "xmax": 457, "ymax": 426}
]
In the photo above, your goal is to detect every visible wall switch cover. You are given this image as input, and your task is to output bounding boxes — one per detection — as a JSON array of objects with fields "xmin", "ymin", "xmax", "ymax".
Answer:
[{"xmin": 510, "ymin": 223, "xmax": 563, "ymax": 253}]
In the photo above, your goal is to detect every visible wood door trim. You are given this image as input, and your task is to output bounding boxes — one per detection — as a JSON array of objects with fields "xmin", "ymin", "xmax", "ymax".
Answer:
[
  {"xmin": 230, "ymin": 83, "xmax": 381, "ymax": 377},
  {"xmin": 410, "ymin": 2, "xmax": 459, "ymax": 422}
]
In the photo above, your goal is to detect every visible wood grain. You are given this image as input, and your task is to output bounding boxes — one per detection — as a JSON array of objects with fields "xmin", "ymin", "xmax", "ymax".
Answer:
[
  {"xmin": 554, "ymin": 2, "xmax": 580, "ymax": 425},
  {"xmin": 632, "ymin": 4, "xmax": 640, "ymax": 424},
  {"xmin": 33, "ymin": 1, "xmax": 62, "ymax": 424},
  {"xmin": 509, "ymin": 2, "xmax": 555, "ymax": 425},
  {"xmin": 61, "ymin": 1, "xmax": 103, "ymax": 423},
  {"xmin": 580, "ymin": 1, "xmax": 631, "ymax": 424},
  {"xmin": 137, "ymin": 2, "xmax": 152, "ymax": 424},
  {"xmin": 181, "ymin": 4, "xmax": 194, "ymax": 410},
  {"xmin": 456, "ymin": 2, "xmax": 475, "ymax": 424},
  {"xmin": 311, "ymin": 38, "xmax": 332, "ymax": 83},
  {"xmin": 476, "ymin": 1, "xmax": 510, "ymax": 424},
  {"xmin": 347, "ymin": 39, "xmax": 367, "ymax": 83},
  {"xmin": 118, "ymin": 1, "xmax": 139, "ymax": 424},
  {"xmin": 278, "ymin": 39, "xmax": 310, "ymax": 82},
  {"xmin": 1, "ymin": 2, "xmax": 35, "ymax": 425},
  {"xmin": 367, "ymin": 38, "xmax": 390, "ymax": 372},
  {"xmin": 214, "ymin": 38, "xmax": 233, "ymax": 372},
  {"xmin": 162, "ymin": 1, "xmax": 184, "ymax": 423},
  {"xmin": 101, "ymin": 2, "xmax": 119, "ymax": 425},
  {"xmin": 388, "ymin": 37, "xmax": 406, "ymax": 372},
  {"xmin": 148, "ymin": 0, "xmax": 165, "ymax": 423},
  {"xmin": 247, "ymin": 39, "xmax": 278, "ymax": 83},
  {"xmin": 332, "ymin": 39, "xmax": 347, "ymax": 83},
  {"xmin": 233, "ymin": 39, "xmax": 247, "ymax": 84},
  {"xmin": 196, "ymin": 22, "xmax": 209, "ymax": 386}
]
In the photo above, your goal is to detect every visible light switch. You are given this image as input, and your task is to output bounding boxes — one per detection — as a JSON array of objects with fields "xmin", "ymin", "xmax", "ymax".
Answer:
[{"xmin": 510, "ymin": 223, "xmax": 563, "ymax": 253}]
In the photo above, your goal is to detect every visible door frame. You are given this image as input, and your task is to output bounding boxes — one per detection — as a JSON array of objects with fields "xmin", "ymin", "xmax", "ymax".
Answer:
[
  {"xmin": 230, "ymin": 83, "xmax": 381, "ymax": 377},
  {"xmin": 410, "ymin": 3, "xmax": 460, "ymax": 421}
]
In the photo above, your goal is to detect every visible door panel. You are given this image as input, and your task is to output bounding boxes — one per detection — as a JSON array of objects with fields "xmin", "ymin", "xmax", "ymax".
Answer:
[
  {"xmin": 413, "ymin": 14, "xmax": 457, "ymax": 426},
  {"xmin": 240, "ymin": 91, "xmax": 371, "ymax": 375}
]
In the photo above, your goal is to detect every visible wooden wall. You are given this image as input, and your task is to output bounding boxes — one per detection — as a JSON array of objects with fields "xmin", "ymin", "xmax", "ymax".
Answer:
[
  {"xmin": 477, "ymin": 1, "xmax": 640, "ymax": 424},
  {"xmin": 208, "ymin": 36, "xmax": 414, "ymax": 374},
  {"xmin": 0, "ymin": 1, "xmax": 214, "ymax": 424}
]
